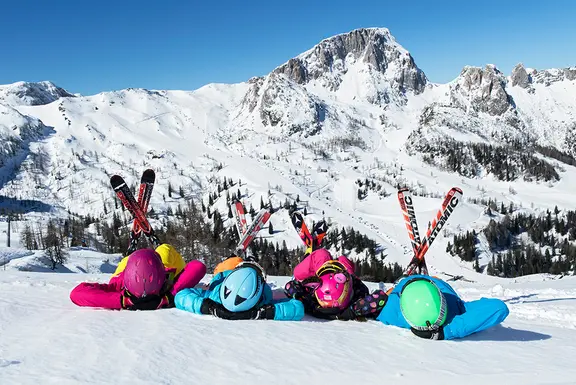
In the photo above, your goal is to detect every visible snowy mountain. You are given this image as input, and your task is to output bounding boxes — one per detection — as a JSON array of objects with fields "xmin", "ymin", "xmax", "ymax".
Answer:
[
  {"xmin": 0, "ymin": 81, "xmax": 74, "ymax": 106},
  {"xmin": 0, "ymin": 27, "xmax": 575, "ymax": 280}
]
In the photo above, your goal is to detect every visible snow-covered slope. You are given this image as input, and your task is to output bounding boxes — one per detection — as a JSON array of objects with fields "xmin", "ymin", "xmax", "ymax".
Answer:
[
  {"xmin": 1, "ymin": 267, "xmax": 575, "ymax": 385},
  {"xmin": 0, "ymin": 27, "xmax": 575, "ymax": 282}
]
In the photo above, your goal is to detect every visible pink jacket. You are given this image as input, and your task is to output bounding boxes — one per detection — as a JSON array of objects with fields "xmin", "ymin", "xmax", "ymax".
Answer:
[
  {"xmin": 70, "ymin": 260, "xmax": 206, "ymax": 310},
  {"xmin": 293, "ymin": 249, "xmax": 355, "ymax": 281}
]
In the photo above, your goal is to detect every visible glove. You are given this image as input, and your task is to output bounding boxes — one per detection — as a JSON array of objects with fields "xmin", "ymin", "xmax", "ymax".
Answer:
[
  {"xmin": 121, "ymin": 290, "xmax": 172, "ymax": 311},
  {"xmin": 284, "ymin": 280, "xmax": 305, "ymax": 298},
  {"xmin": 312, "ymin": 305, "xmax": 355, "ymax": 321},
  {"xmin": 351, "ymin": 290, "xmax": 388, "ymax": 318},
  {"xmin": 411, "ymin": 327, "xmax": 445, "ymax": 340},
  {"xmin": 285, "ymin": 278, "xmax": 320, "ymax": 298},
  {"xmin": 200, "ymin": 298, "xmax": 274, "ymax": 320}
]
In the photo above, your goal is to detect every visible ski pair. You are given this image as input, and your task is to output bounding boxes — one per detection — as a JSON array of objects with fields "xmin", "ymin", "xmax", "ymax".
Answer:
[
  {"xmin": 291, "ymin": 212, "xmax": 327, "ymax": 255},
  {"xmin": 397, "ymin": 187, "xmax": 463, "ymax": 278},
  {"xmin": 110, "ymin": 170, "xmax": 160, "ymax": 255},
  {"xmin": 232, "ymin": 201, "xmax": 271, "ymax": 257}
]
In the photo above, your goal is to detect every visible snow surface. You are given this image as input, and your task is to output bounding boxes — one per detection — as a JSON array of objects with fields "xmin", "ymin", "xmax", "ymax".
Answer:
[{"xmin": 1, "ymin": 249, "xmax": 576, "ymax": 384}]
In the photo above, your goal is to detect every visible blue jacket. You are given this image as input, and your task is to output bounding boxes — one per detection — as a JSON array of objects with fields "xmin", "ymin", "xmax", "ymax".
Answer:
[
  {"xmin": 377, "ymin": 275, "xmax": 509, "ymax": 340},
  {"xmin": 175, "ymin": 270, "xmax": 304, "ymax": 321}
]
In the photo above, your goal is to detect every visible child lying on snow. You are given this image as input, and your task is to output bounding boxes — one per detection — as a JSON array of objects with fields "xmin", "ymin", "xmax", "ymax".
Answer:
[
  {"xmin": 175, "ymin": 259, "xmax": 304, "ymax": 321},
  {"xmin": 376, "ymin": 275, "xmax": 509, "ymax": 340},
  {"xmin": 284, "ymin": 249, "xmax": 388, "ymax": 321},
  {"xmin": 284, "ymin": 249, "xmax": 509, "ymax": 340},
  {"xmin": 70, "ymin": 244, "xmax": 206, "ymax": 311}
]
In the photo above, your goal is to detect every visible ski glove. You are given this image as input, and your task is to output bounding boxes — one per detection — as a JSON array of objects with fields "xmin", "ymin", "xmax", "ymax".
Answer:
[
  {"xmin": 121, "ymin": 290, "xmax": 173, "ymax": 311},
  {"xmin": 351, "ymin": 290, "xmax": 388, "ymax": 318},
  {"xmin": 411, "ymin": 327, "xmax": 445, "ymax": 340},
  {"xmin": 200, "ymin": 299, "xmax": 276, "ymax": 320},
  {"xmin": 311, "ymin": 305, "xmax": 356, "ymax": 321},
  {"xmin": 284, "ymin": 277, "xmax": 321, "ymax": 299}
]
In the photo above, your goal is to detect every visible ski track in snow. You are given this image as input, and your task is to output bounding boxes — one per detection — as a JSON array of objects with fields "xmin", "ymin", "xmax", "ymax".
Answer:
[{"xmin": 1, "ymin": 259, "xmax": 576, "ymax": 385}]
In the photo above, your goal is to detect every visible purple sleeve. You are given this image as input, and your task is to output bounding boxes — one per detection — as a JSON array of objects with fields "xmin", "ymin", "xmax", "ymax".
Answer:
[
  {"xmin": 69, "ymin": 282, "xmax": 122, "ymax": 310},
  {"xmin": 170, "ymin": 260, "xmax": 207, "ymax": 296}
]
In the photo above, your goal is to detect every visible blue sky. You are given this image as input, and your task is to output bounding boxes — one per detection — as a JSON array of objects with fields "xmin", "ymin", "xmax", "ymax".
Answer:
[{"xmin": 1, "ymin": 0, "xmax": 575, "ymax": 95}]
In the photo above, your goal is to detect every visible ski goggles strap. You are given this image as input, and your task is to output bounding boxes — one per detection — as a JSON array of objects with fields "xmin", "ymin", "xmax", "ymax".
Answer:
[
  {"xmin": 316, "ymin": 260, "xmax": 347, "ymax": 277},
  {"xmin": 236, "ymin": 260, "xmax": 267, "ymax": 280}
]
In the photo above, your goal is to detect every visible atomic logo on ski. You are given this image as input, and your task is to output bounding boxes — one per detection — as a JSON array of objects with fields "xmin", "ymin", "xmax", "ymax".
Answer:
[{"xmin": 397, "ymin": 187, "xmax": 463, "ymax": 279}]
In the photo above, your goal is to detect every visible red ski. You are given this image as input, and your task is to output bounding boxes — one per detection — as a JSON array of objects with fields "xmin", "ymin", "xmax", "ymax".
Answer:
[{"xmin": 399, "ymin": 187, "xmax": 463, "ymax": 278}]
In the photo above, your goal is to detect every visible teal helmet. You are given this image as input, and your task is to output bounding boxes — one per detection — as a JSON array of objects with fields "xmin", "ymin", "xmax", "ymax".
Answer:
[
  {"xmin": 400, "ymin": 278, "xmax": 447, "ymax": 330},
  {"xmin": 220, "ymin": 261, "xmax": 265, "ymax": 312}
]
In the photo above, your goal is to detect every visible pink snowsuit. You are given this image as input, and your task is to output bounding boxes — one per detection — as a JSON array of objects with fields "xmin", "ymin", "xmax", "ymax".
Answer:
[
  {"xmin": 293, "ymin": 249, "xmax": 355, "ymax": 281},
  {"xmin": 70, "ymin": 260, "xmax": 206, "ymax": 310}
]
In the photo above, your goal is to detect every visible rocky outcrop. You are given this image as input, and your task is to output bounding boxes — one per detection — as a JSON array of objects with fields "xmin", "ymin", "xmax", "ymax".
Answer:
[
  {"xmin": 511, "ymin": 63, "xmax": 531, "ymax": 88},
  {"xmin": 451, "ymin": 65, "xmax": 514, "ymax": 116},
  {"xmin": 529, "ymin": 67, "xmax": 576, "ymax": 86}
]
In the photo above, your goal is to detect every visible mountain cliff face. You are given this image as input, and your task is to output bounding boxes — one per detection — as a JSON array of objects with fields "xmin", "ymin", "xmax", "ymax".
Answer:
[
  {"xmin": 234, "ymin": 28, "xmax": 429, "ymax": 141},
  {"xmin": 273, "ymin": 28, "xmax": 427, "ymax": 95},
  {"xmin": 450, "ymin": 65, "xmax": 515, "ymax": 116}
]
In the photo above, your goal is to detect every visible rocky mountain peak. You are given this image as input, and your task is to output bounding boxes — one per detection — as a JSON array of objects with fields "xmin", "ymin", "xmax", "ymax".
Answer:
[
  {"xmin": 450, "ymin": 65, "xmax": 514, "ymax": 116},
  {"xmin": 0, "ymin": 81, "xmax": 74, "ymax": 106},
  {"xmin": 272, "ymin": 27, "xmax": 427, "ymax": 94},
  {"xmin": 511, "ymin": 63, "xmax": 531, "ymax": 88}
]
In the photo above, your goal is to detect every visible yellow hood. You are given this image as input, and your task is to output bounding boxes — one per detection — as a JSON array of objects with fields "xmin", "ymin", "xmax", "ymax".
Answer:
[{"xmin": 112, "ymin": 244, "xmax": 186, "ymax": 277}]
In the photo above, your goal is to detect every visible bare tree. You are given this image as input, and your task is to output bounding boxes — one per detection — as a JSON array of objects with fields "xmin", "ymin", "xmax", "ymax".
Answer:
[{"xmin": 43, "ymin": 220, "xmax": 68, "ymax": 270}]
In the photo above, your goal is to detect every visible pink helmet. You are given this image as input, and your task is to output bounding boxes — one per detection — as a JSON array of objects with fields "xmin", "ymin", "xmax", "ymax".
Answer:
[
  {"xmin": 314, "ymin": 261, "xmax": 353, "ymax": 309},
  {"xmin": 124, "ymin": 249, "xmax": 166, "ymax": 298}
]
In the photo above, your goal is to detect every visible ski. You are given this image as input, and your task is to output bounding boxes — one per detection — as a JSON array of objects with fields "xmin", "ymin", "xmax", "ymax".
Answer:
[
  {"xmin": 400, "ymin": 187, "xmax": 463, "ymax": 278},
  {"xmin": 291, "ymin": 211, "xmax": 314, "ymax": 255},
  {"xmin": 232, "ymin": 201, "xmax": 248, "ymax": 237},
  {"xmin": 398, "ymin": 188, "xmax": 427, "ymax": 275},
  {"xmin": 311, "ymin": 219, "xmax": 328, "ymax": 249},
  {"xmin": 127, "ymin": 169, "xmax": 155, "ymax": 255},
  {"xmin": 236, "ymin": 209, "xmax": 272, "ymax": 254},
  {"xmin": 110, "ymin": 174, "xmax": 160, "ymax": 251},
  {"xmin": 398, "ymin": 188, "xmax": 422, "ymax": 258}
]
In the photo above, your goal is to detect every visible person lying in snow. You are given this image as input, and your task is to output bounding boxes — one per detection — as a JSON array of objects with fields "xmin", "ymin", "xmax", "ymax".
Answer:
[
  {"xmin": 376, "ymin": 275, "xmax": 509, "ymax": 340},
  {"xmin": 283, "ymin": 249, "xmax": 388, "ymax": 321},
  {"xmin": 70, "ymin": 244, "xmax": 206, "ymax": 311},
  {"xmin": 285, "ymin": 249, "xmax": 508, "ymax": 339},
  {"xmin": 175, "ymin": 259, "xmax": 304, "ymax": 321}
]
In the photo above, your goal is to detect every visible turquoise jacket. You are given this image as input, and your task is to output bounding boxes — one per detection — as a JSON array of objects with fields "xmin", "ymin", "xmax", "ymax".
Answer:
[
  {"xmin": 175, "ymin": 270, "xmax": 304, "ymax": 321},
  {"xmin": 377, "ymin": 275, "xmax": 509, "ymax": 340}
]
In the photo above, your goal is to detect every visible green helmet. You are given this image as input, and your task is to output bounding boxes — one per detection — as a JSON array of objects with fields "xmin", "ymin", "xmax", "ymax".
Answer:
[{"xmin": 400, "ymin": 278, "xmax": 447, "ymax": 331}]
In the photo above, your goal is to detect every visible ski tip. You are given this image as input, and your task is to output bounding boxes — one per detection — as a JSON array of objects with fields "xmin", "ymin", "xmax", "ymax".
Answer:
[
  {"xmin": 110, "ymin": 175, "xmax": 125, "ymax": 188},
  {"xmin": 141, "ymin": 169, "xmax": 156, "ymax": 182}
]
